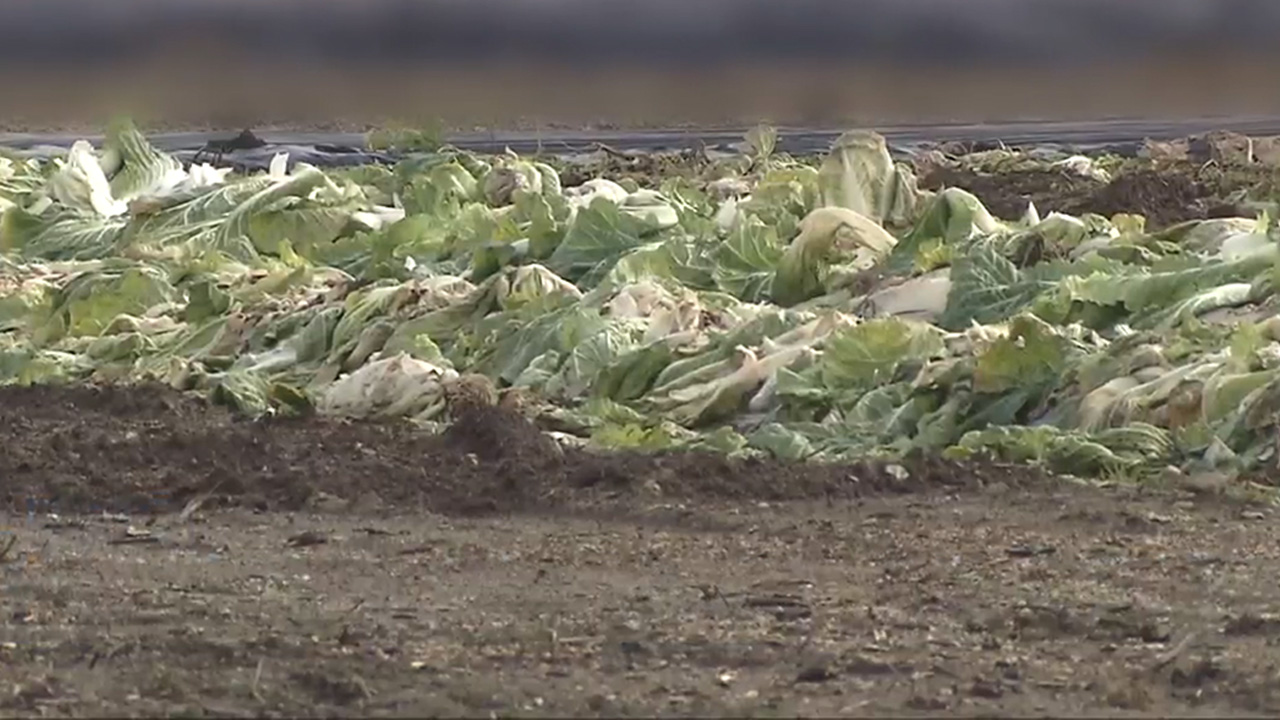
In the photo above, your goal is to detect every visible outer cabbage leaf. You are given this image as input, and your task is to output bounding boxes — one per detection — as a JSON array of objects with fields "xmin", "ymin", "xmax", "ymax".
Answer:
[
  {"xmin": 548, "ymin": 196, "xmax": 660, "ymax": 284},
  {"xmin": 821, "ymin": 318, "xmax": 946, "ymax": 391}
]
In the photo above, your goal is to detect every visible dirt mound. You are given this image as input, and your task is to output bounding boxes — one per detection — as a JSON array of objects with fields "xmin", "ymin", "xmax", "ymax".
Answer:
[
  {"xmin": 443, "ymin": 404, "xmax": 563, "ymax": 465},
  {"xmin": 1060, "ymin": 168, "xmax": 1210, "ymax": 228},
  {"xmin": 560, "ymin": 448, "xmax": 1028, "ymax": 502},
  {"xmin": 0, "ymin": 384, "xmax": 1043, "ymax": 517},
  {"xmin": 921, "ymin": 166, "xmax": 1101, "ymax": 221},
  {"xmin": 923, "ymin": 159, "xmax": 1280, "ymax": 230}
]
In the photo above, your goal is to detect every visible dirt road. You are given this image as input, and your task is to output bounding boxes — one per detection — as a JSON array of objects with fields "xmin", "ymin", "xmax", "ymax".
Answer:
[{"xmin": 1, "ymin": 385, "xmax": 1279, "ymax": 717}]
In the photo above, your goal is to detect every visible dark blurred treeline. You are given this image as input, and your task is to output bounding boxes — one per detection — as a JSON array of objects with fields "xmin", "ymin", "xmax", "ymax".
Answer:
[{"xmin": 4, "ymin": 0, "xmax": 1278, "ymax": 68}]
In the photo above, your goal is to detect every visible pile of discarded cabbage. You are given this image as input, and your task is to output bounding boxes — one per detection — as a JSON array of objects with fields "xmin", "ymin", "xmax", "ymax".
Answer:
[{"xmin": 2, "ymin": 119, "xmax": 1280, "ymax": 490}]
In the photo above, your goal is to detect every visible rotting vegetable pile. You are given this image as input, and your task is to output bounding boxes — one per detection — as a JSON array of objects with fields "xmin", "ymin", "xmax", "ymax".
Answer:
[{"xmin": 4, "ymin": 120, "xmax": 1280, "ymax": 495}]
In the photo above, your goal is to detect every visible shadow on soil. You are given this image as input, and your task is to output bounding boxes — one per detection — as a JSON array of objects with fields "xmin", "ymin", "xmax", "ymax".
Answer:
[{"xmin": 0, "ymin": 384, "xmax": 1041, "ymax": 517}]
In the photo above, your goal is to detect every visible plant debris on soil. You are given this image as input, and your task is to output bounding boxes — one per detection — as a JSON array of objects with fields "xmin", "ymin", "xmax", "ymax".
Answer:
[{"xmin": 4, "ymin": 384, "xmax": 1280, "ymax": 717}]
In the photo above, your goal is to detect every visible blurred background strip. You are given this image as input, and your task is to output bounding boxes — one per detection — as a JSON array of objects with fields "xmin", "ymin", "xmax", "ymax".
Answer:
[{"xmin": 3, "ymin": 0, "xmax": 1280, "ymax": 130}]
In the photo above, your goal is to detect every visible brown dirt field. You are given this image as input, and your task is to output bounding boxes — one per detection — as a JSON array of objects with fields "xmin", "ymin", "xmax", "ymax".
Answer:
[{"xmin": 3, "ymin": 385, "xmax": 1280, "ymax": 717}]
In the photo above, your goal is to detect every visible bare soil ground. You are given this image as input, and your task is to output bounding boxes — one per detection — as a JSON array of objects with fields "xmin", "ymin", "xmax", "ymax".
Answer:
[
  {"xmin": 2, "ymin": 385, "xmax": 1280, "ymax": 717},
  {"xmin": 921, "ymin": 159, "xmax": 1280, "ymax": 229}
]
